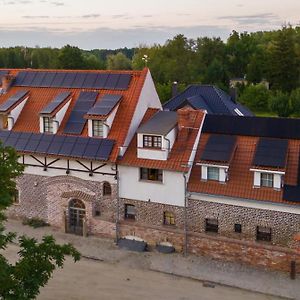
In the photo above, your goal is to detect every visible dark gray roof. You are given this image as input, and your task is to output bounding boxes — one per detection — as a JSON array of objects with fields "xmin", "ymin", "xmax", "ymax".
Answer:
[
  {"xmin": 137, "ymin": 111, "xmax": 177, "ymax": 136},
  {"xmin": 163, "ymin": 85, "xmax": 253, "ymax": 116}
]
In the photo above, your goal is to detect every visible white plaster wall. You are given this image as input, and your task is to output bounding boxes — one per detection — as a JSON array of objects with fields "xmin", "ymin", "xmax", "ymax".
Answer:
[
  {"xmin": 119, "ymin": 70, "xmax": 162, "ymax": 156},
  {"xmin": 165, "ymin": 127, "xmax": 177, "ymax": 151},
  {"xmin": 137, "ymin": 148, "xmax": 167, "ymax": 160},
  {"xmin": 19, "ymin": 154, "xmax": 116, "ymax": 183},
  {"xmin": 8, "ymin": 97, "xmax": 28, "ymax": 130},
  {"xmin": 54, "ymin": 100, "xmax": 71, "ymax": 126},
  {"xmin": 119, "ymin": 165, "xmax": 185, "ymax": 207}
]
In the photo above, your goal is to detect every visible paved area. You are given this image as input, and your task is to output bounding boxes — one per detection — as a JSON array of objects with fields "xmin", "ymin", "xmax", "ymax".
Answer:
[{"xmin": 3, "ymin": 219, "xmax": 300, "ymax": 299}]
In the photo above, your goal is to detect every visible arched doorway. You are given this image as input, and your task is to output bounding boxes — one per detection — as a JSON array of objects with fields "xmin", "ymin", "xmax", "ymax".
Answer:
[{"xmin": 68, "ymin": 199, "xmax": 86, "ymax": 235}]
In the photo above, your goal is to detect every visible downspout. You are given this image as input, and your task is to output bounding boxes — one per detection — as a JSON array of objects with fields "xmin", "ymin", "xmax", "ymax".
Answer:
[
  {"xmin": 183, "ymin": 172, "xmax": 188, "ymax": 257},
  {"xmin": 115, "ymin": 164, "xmax": 120, "ymax": 244}
]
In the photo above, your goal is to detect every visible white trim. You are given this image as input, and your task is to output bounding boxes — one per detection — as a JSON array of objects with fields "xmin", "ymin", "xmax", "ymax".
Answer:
[
  {"xmin": 198, "ymin": 163, "xmax": 229, "ymax": 169},
  {"xmin": 250, "ymin": 168, "xmax": 285, "ymax": 175},
  {"xmin": 189, "ymin": 192, "xmax": 300, "ymax": 215}
]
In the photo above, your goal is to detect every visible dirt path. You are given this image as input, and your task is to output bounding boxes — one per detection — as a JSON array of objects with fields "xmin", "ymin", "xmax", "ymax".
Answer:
[{"xmin": 3, "ymin": 244, "xmax": 283, "ymax": 300}]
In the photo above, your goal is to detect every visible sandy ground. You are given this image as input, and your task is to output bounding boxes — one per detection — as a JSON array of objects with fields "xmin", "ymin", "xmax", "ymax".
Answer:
[{"xmin": 3, "ymin": 244, "xmax": 283, "ymax": 300}]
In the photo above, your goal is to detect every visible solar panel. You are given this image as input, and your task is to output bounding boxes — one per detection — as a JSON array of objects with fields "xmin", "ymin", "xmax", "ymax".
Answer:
[
  {"xmin": 61, "ymin": 73, "xmax": 77, "ymax": 88},
  {"xmin": 86, "ymin": 94, "xmax": 122, "ymax": 116},
  {"xmin": 22, "ymin": 72, "xmax": 38, "ymax": 86},
  {"xmin": 30, "ymin": 72, "xmax": 46, "ymax": 87},
  {"xmin": 0, "ymin": 90, "xmax": 29, "ymax": 112},
  {"xmin": 93, "ymin": 73, "xmax": 109, "ymax": 89},
  {"xmin": 71, "ymin": 73, "xmax": 86, "ymax": 88},
  {"xmin": 40, "ymin": 72, "xmax": 57, "ymax": 87},
  {"xmin": 63, "ymin": 91, "xmax": 98, "ymax": 134},
  {"xmin": 105, "ymin": 74, "xmax": 120, "ymax": 89},
  {"xmin": 201, "ymin": 135, "xmax": 237, "ymax": 163},
  {"xmin": 82, "ymin": 73, "xmax": 98, "ymax": 88},
  {"xmin": 51, "ymin": 72, "xmax": 67, "ymax": 87},
  {"xmin": 116, "ymin": 74, "xmax": 132, "ymax": 90},
  {"xmin": 40, "ymin": 91, "xmax": 71, "ymax": 114},
  {"xmin": 13, "ymin": 71, "xmax": 27, "ymax": 86},
  {"xmin": 0, "ymin": 70, "xmax": 9, "ymax": 83},
  {"xmin": 252, "ymin": 138, "xmax": 288, "ymax": 169}
]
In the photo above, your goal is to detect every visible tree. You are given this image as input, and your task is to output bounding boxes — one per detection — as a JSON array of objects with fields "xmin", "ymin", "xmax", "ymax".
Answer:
[
  {"xmin": 268, "ymin": 91, "xmax": 292, "ymax": 117},
  {"xmin": 58, "ymin": 45, "xmax": 85, "ymax": 69},
  {"xmin": 267, "ymin": 26, "xmax": 299, "ymax": 92},
  {"xmin": 107, "ymin": 52, "xmax": 132, "ymax": 70},
  {"xmin": 290, "ymin": 88, "xmax": 300, "ymax": 115},
  {"xmin": 239, "ymin": 84, "xmax": 270, "ymax": 112},
  {"xmin": 0, "ymin": 142, "xmax": 80, "ymax": 299}
]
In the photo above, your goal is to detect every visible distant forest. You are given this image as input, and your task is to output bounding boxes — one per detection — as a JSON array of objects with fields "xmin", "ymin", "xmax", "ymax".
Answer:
[{"xmin": 1, "ymin": 26, "xmax": 300, "ymax": 117}]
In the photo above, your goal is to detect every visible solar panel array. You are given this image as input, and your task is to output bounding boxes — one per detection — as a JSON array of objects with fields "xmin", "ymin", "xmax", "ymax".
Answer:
[
  {"xmin": 201, "ymin": 135, "xmax": 237, "ymax": 163},
  {"xmin": 13, "ymin": 71, "xmax": 132, "ymax": 90},
  {"xmin": 87, "ymin": 94, "xmax": 122, "ymax": 116},
  {"xmin": 63, "ymin": 91, "xmax": 98, "ymax": 135},
  {"xmin": 0, "ymin": 130, "xmax": 114, "ymax": 161},
  {"xmin": 0, "ymin": 90, "xmax": 29, "ymax": 112},
  {"xmin": 252, "ymin": 138, "xmax": 288, "ymax": 169},
  {"xmin": 40, "ymin": 91, "xmax": 71, "ymax": 114}
]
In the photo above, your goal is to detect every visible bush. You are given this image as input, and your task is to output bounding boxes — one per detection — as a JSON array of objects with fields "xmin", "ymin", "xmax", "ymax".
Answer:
[
  {"xmin": 22, "ymin": 217, "xmax": 49, "ymax": 228},
  {"xmin": 268, "ymin": 91, "xmax": 292, "ymax": 117}
]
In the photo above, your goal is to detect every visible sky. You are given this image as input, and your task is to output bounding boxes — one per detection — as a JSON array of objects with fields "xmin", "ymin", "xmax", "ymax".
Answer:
[{"xmin": 0, "ymin": 0, "xmax": 299, "ymax": 49}]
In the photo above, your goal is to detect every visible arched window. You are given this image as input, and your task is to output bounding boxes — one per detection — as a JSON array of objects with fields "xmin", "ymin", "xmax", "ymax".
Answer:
[
  {"xmin": 69, "ymin": 199, "xmax": 85, "ymax": 210},
  {"xmin": 103, "ymin": 182, "xmax": 112, "ymax": 196}
]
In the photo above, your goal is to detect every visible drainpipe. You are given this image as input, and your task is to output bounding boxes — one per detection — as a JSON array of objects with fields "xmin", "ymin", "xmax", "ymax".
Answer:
[
  {"xmin": 183, "ymin": 172, "xmax": 188, "ymax": 257},
  {"xmin": 114, "ymin": 164, "xmax": 120, "ymax": 244}
]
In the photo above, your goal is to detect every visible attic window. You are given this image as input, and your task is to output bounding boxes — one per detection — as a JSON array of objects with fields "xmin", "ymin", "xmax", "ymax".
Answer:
[
  {"xmin": 43, "ymin": 117, "xmax": 53, "ymax": 134},
  {"xmin": 143, "ymin": 135, "xmax": 162, "ymax": 149},
  {"xmin": 260, "ymin": 173, "xmax": 274, "ymax": 188},
  {"xmin": 92, "ymin": 120, "xmax": 104, "ymax": 138},
  {"xmin": 207, "ymin": 167, "xmax": 219, "ymax": 181}
]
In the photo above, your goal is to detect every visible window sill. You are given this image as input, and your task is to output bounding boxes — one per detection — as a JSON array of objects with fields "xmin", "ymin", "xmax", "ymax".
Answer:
[
  {"xmin": 139, "ymin": 179, "xmax": 163, "ymax": 184},
  {"xmin": 138, "ymin": 147, "xmax": 163, "ymax": 151}
]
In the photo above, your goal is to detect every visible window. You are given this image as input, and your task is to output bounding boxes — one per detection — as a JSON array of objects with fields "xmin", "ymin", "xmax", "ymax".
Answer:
[
  {"xmin": 163, "ymin": 211, "xmax": 175, "ymax": 226},
  {"xmin": 125, "ymin": 204, "xmax": 136, "ymax": 220},
  {"xmin": 256, "ymin": 226, "xmax": 272, "ymax": 242},
  {"xmin": 103, "ymin": 182, "xmax": 112, "ymax": 196},
  {"xmin": 205, "ymin": 218, "xmax": 218, "ymax": 233},
  {"xmin": 43, "ymin": 117, "xmax": 53, "ymax": 133},
  {"xmin": 234, "ymin": 223, "xmax": 242, "ymax": 233},
  {"xmin": 207, "ymin": 167, "xmax": 219, "ymax": 181},
  {"xmin": 140, "ymin": 168, "xmax": 163, "ymax": 182},
  {"xmin": 261, "ymin": 173, "xmax": 274, "ymax": 188},
  {"xmin": 92, "ymin": 120, "xmax": 104, "ymax": 138},
  {"xmin": 143, "ymin": 135, "xmax": 162, "ymax": 149}
]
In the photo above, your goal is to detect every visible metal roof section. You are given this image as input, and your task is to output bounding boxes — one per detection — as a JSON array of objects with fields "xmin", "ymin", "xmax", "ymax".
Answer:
[
  {"xmin": 163, "ymin": 85, "xmax": 253, "ymax": 116},
  {"xmin": 0, "ymin": 90, "xmax": 29, "ymax": 113},
  {"xmin": 252, "ymin": 138, "xmax": 288, "ymax": 169},
  {"xmin": 0, "ymin": 130, "xmax": 114, "ymax": 161},
  {"xmin": 13, "ymin": 71, "xmax": 132, "ymax": 90},
  {"xmin": 203, "ymin": 115, "xmax": 300, "ymax": 140},
  {"xmin": 201, "ymin": 135, "xmax": 237, "ymax": 163},
  {"xmin": 137, "ymin": 111, "xmax": 178, "ymax": 136},
  {"xmin": 40, "ymin": 91, "xmax": 71, "ymax": 115},
  {"xmin": 86, "ymin": 94, "xmax": 122, "ymax": 117}
]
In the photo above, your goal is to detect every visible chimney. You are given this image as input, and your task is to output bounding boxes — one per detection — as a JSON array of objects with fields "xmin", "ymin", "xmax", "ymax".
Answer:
[
  {"xmin": 229, "ymin": 87, "xmax": 238, "ymax": 103},
  {"xmin": 172, "ymin": 81, "xmax": 178, "ymax": 98},
  {"xmin": 1, "ymin": 74, "xmax": 14, "ymax": 94}
]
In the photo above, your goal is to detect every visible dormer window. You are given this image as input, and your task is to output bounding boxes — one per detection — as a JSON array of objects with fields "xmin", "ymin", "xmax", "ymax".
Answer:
[
  {"xmin": 43, "ymin": 117, "xmax": 53, "ymax": 134},
  {"xmin": 92, "ymin": 120, "xmax": 104, "ymax": 138},
  {"xmin": 143, "ymin": 135, "xmax": 162, "ymax": 149},
  {"xmin": 207, "ymin": 167, "xmax": 220, "ymax": 181},
  {"xmin": 260, "ymin": 173, "xmax": 274, "ymax": 188}
]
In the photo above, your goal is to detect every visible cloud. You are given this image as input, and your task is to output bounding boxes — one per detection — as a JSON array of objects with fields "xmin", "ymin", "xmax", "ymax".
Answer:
[
  {"xmin": 81, "ymin": 14, "xmax": 100, "ymax": 19},
  {"xmin": 218, "ymin": 13, "xmax": 280, "ymax": 25},
  {"xmin": 22, "ymin": 15, "xmax": 50, "ymax": 19},
  {"xmin": 51, "ymin": 1, "xmax": 64, "ymax": 6}
]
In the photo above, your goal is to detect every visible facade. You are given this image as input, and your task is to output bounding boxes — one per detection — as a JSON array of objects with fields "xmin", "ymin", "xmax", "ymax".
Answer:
[{"xmin": 0, "ymin": 69, "xmax": 299, "ymax": 272}]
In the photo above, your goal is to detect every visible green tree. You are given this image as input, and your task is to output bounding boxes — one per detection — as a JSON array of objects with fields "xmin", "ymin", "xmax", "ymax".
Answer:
[
  {"xmin": 268, "ymin": 91, "xmax": 292, "ymax": 117},
  {"xmin": 239, "ymin": 84, "xmax": 270, "ymax": 112},
  {"xmin": 0, "ymin": 142, "xmax": 80, "ymax": 300},
  {"xmin": 290, "ymin": 88, "xmax": 300, "ymax": 115},
  {"xmin": 107, "ymin": 52, "xmax": 132, "ymax": 70},
  {"xmin": 58, "ymin": 45, "xmax": 85, "ymax": 69},
  {"xmin": 267, "ymin": 26, "xmax": 299, "ymax": 92}
]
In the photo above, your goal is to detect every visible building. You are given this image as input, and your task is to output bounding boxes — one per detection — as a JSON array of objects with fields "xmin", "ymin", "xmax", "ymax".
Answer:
[
  {"xmin": 163, "ymin": 84, "xmax": 253, "ymax": 116},
  {"xmin": 0, "ymin": 68, "xmax": 299, "ymax": 272}
]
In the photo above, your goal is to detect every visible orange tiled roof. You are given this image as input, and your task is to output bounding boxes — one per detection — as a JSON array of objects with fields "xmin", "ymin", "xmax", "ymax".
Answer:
[
  {"xmin": 119, "ymin": 108, "xmax": 206, "ymax": 172},
  {"xmin": 0, "ymin": 68, "xmax": 148, "ymax": 162},
  {"xmin": 188, "ymin": 133, "xmax": 300, "ymax": 205}
]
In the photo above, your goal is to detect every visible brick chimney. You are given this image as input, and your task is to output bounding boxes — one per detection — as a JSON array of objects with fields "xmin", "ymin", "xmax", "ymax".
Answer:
[
  {"xmin": 1, "ymin": 74, "xmax": 14, "ymax": 94},
  {"xmin": 177, "ymin": 107, "xmax": 198, "ymax": 130}
]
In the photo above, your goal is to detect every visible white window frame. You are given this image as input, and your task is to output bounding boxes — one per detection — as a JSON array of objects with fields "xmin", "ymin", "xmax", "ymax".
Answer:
[
  {"xmin": 260, "ymin": 172, "xmax": 274, "ymax": 188},
  {"xmin": 92, "ymin": 120, "xmax": 104, "ymax": 138},
  {"xmin": 207, "ymin": 166, "xmax": 220, "ymax": 181},
  {"xmin": 43, "ymin": 117, "xmax": 53, "ymax": 134}
]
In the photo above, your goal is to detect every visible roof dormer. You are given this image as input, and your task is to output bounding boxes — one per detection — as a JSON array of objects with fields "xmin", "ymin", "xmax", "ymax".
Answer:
[
  {"xmin": 136, "ymin": 111, "xmax": 178, "ymax": 161},
  {"xmin": 85, "ymin": 94, "xmax": 122, "ymax": 138},
  {"xmin": 39, "ymin": 91, "xmax": 72, "ymax": 134},
  {"xmin": 0, "ymin": 90, "xmax": 29, "ymax": 130}
]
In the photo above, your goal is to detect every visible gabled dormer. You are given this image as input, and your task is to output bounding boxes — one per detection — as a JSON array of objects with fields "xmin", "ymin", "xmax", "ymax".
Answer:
[
  {"xmin": 39, "ymin": 91, "xmax": 71, "ymax": 134},
  {"xmin": 250, "ymin": 138, "xmax": 288, "ymax": 190},
  {"xmin": 85, "ymin": 94, "xmax": 122, "ymax": 138},
  {"xmin": 197, "ymin": 135, "xmax": 237, "ymax": 183},
  {"xmin": 136, "ymin": 111, "xmax": 178, "ymax": 161},
  {"xmin": 0, "ymin": 90, "xmax": 29, "ymax": 130}
]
